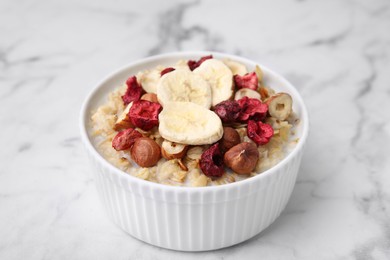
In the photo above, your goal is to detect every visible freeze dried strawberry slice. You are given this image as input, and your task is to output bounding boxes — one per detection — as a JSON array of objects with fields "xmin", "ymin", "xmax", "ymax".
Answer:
[
  {"xmin": 188, "ymin": 55, "xmax": 213, "ymax": 71},
  {"xmin": 234, "ymin": 72, "xmax": 258, "ymax": 90},
  {"xmin": 247, "ymin": 120, "xmax": 274, "ymax": 145},
  {"xmin": 237, "ymin": 97, "xmax": 268, "ymax": 122},
  {"xmin": 200, "ymin": 143, "xmax": 225, "ymax": 178},
  {"xmin": 121, "ymin": 76, "xmax": 145, "ymax": 105},
  {"xmin": 128, "ymin": 100, "xmax": 162, "ymax": 131},
  {"xmin": 214, "ymin": 100, "xmax": 241, "ymax": 124},
  {"xmin": 112, "ymin": 128, "xmax": 142, "ymax": 151},
  {"xmin": 160, "ymin": 67, "xmax": 175, "ymax": 76}
]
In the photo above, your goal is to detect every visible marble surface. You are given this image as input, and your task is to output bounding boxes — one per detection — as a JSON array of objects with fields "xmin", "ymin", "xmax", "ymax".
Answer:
[{"xmin": 1, "ymin": 0, "xmax": 390, "ymax": 259}]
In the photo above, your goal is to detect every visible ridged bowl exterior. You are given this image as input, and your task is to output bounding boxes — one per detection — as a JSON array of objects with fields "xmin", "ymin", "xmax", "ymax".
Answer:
[{"xmin": 80, "ymin": 52, "xmax": 309, "ymax": 251}]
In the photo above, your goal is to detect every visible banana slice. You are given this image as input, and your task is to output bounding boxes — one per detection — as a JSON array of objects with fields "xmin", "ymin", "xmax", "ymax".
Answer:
[
  {"xmin": 174, "ymin": 60, "xmax": 191, "ymax": 71},
  {"xmin": 159, "ymin": 102, "xmax": 223, "ymax": 145},
  {"xmin": 223, "ymin": 59, "xmax": 248, "ymax": 76},
  {"xmin": 193, "ymin": 59, "xmax": 234, "ymax": 106},
  {"xmin": 157, "ymin": 69, "xmax": 212, "ymax": 108},
  {"xmin": 137, "ymin": 69, "xmax": 161, "ymax": 94}
]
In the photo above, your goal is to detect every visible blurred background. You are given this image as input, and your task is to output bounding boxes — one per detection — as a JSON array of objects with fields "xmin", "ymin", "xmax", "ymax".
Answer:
[{"xmin": 1, "ymin": 0, "xmax": 389, "ymax": 259}]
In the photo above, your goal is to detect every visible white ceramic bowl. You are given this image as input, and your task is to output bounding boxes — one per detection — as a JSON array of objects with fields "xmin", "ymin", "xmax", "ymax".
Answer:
[{"xmin": 80, "ymin": 51, "xmax": 309, "ymax": 251}]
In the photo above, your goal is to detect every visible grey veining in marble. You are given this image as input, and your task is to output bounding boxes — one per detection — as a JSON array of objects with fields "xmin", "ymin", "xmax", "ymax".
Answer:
[{"xmin": 1, "ymin": 0, "xmax": 390, "ymax": 259}]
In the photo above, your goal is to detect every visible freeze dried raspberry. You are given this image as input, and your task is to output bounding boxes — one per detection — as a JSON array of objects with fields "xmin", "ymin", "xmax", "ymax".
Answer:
[
  {"xmin": 188, "ymin": 55, "xmax": 213, "ymax": 71},
  {"xmin": 200, "ymin": 143, "xmax": 225, "ymax": 178},
  {"xmin": 247, "ymin": 120, "xmax": 274, "ymax": 145},
  {"xmin": 112, "ymin": 128, "xmax": 142, "ymax": 151},
  {"xmin": 234, "ymin": 72, "xmax": 258, "ymax": 90},
  {"xmin": 237, "ymin": 97, "xmax": 268, "ymax": 122},
  {"xmin": 160, "ymin": 67, "xmax": 175, "ymax": 76},
  {"xmin": 122, "ymin": 76, "xmax": 145, "ymax": 105},
  {"xmin": 128, "ymin": 100, "xmax": 162, "ymax": 131},
  {"xmin": 214, "ymin": 100, "xmax": 241, "ymax": 124}
]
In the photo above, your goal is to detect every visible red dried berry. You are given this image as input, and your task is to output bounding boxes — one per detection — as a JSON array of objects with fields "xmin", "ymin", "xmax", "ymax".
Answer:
[
  {"xmin": 234, "ymin": 72, "xmax": 258, "ymax": 90},
  {"xmin": 160, "ymin": 67, "xmax": 176, "ymax": 76},
  {"xmin": 214, "ymin": 100, "xmax": 241, "ymax": 124},
  {"xmin": 112, "ymin": 128, "xmax": 143, "ymax": 151},
  {"xmin": 128, "ymin": 100, "xmax": 162, "ymax": 131},
  {"xmin": 122, "ymin": 76, "xmax": 145, "ymax": 105},
  {"xmin": 247, "ymin": 120, "xmax": 274, "ymax": 145},
  {"xmin": 237, "ymin": 96, "xmax": 268, "ymax": 122},
  {"xmin": 188, "ymin": 55, "xmax": 213, "ymax": 71},
  {"xmin": 199, "ymin": 143, "xmax": 225, "ymax": 178}
]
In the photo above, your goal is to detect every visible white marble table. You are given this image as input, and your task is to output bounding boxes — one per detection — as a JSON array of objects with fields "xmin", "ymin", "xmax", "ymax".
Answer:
[{"xmin": 1, "ymin": 0, "xmax": 390, "ymax": 259}]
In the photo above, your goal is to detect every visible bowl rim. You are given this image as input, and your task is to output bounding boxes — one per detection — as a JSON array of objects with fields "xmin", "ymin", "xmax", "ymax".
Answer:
[{"xmin": 79, "ymin": 51, "xmax": 309, "ymax": 193}]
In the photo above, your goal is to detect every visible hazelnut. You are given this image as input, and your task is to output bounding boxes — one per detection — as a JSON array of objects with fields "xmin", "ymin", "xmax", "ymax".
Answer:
[
  {"xmin": 131, "ymin": 137, "xmax": 161, "ymax": 167},
  {"xmin": 234, "ymin": 88, "xmax": 261, "ymax": 101},
  {"xmin": 114, "ymin": 102, "xmax": 134, "ymax": 131},
  {"xmin": 161, "ymin": 140, "xmax": 188, "ymax": 160},
  {"xmin": 266, "ymin": 93, "xmax": 292, "ymax": 120},
  {"xmin": 177, "ymin": 159, "xmax": 188, "ymax": 171},
  {"xmin": 223, "ymin": 142, "xmax": 259, "ymax": 175},
  {"xmin": 259, "ymin": 87, "xmax": 269, "ymax": 101},
  {"xmin": 141, "ymin": 93, "xmax": 159, "ymax": 103},
  {"xmin": 219, "ymin": 127, "xmax": 241, "ymax": 152}
]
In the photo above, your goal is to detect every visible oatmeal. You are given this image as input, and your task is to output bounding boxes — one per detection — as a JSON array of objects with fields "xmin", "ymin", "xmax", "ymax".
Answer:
[{"xmin": 90, "ymin": 55, "xmax": 299, "ymax": 187}]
